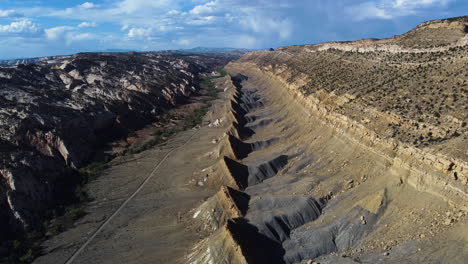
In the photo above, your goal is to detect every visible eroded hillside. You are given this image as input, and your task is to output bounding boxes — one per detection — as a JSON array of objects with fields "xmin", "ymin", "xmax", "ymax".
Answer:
[
  {"xmin": 0, "ymin": 51, "xmax": 236, "ymax": 247},
  {"xmin": 238, "ymin": 16, "xmax": 468, "ymax": 176},
  {"xmin": 2, "ymin": 16, "xmax": 467, "ymax": 264},
  {"xmin": 184, "ymin": 17, "xmax": 467, "ymax": 264}
]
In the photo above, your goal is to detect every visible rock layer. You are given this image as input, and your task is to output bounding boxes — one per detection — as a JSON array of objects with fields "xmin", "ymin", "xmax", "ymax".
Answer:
[{"xmin": 186, "ymin": 17, "xmax": 468, "ymax": 264}]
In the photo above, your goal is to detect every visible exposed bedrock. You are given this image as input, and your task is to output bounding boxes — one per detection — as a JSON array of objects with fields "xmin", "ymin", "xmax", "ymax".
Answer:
[
  {"xmin": 246, "ymin": 155, "xmax": 288, "ymax": 186},
  {"xmin": 187, "ymin": 223, "xmax": 249, "ymax": 264},
  {"xmin": 283, "ymin": 206, "xmax": 383, "ymax": 264},
  {"xmin": 214, "ymin": 155, "xmax": 289, "ymax": 191},
  {"xmin": 189, "ymin": 31, "xmax": 468, "ymax": 263},
  {"xmin": 193, "ymin": 186, "xmax": 250, "ymax": 232},
  {"xmin": 245, "ymin": 195, "xmax": 324, "ymax": 243},
  {"xmin": 218, "ymin": 134, "xmax": 279, "ymax": 161},
  {"xmin": 283, "ymin": 191, "xmax": 388, "ymax": 263},
  {"xmin": 0, "ymin": 52, "xmax": 237, "ymax": 240}
]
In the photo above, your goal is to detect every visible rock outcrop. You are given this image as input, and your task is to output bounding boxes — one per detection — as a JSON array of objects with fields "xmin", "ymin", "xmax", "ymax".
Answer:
[
  {"xmin": 0, "ymin": 52, "xmax": 235, "ymax": 242},
  {"xmin": 186, "ymin": 16, "xmax": 468, "ymax": 264},
  {"xmin": 233, "ymin": 16, "xmax": 468, "ymax": 205}
]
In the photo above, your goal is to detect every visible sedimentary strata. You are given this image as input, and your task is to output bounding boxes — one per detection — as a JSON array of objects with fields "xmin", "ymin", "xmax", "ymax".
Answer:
[{"xmin": 187, "ymin": 17, "xmax": 467, "ymax": 263}]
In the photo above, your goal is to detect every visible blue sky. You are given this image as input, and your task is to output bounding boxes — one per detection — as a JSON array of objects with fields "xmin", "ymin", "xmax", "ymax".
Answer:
[{"xmin": 0, "ymin": 0, "xmax": 467, "ymax": 59}]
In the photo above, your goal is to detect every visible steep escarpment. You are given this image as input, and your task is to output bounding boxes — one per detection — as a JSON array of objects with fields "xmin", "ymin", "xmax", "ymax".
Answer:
[
  {"xmin": 235, "ymin": 17, "xmax": 468, "ymax": 198},
  {"xmin": 0, "ymin": 52, "xmax": 229, "ymax": 243},
  {"xmin": 186, "ymin": 17, "xmax": 468, "ymax": 264}
]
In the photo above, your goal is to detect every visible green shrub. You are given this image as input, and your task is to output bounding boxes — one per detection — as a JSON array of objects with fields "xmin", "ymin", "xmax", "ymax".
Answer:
[
  {"xmin": 65, "ymin": 207, "xmax": 86, "ymax": 221},
  {"xmin": 79, "ymin": 162, "xmax": 109, "ymax": 181},
  {"xmin": 19, "ymin": 247, "xmax": 40, "ymax": 263}
]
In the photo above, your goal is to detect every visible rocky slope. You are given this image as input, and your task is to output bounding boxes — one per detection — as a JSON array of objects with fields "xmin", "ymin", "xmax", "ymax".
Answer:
[
  {"xmin": 0, "ymin": 52, "xmax": 235, "ymax": 244},
  {"xmin": 236, "ymin": 16, "xmax": 468, "ymax": 191},
  {"xmin": 183, "ymin": 16, "xmax": 467, "ymax": 264},
  {"xmin": 0, "ymin": 56, "xmax": 67, "ymax": 67}
]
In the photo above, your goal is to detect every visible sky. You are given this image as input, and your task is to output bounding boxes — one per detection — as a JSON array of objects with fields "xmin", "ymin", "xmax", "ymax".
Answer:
[{"xmin": 0, "ymin": 0, "xmax": 467, "ymax": 59}]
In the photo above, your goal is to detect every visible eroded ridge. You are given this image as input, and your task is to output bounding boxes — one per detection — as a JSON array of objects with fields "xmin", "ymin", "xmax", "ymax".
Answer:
[
  {"xmin": 187, "ymin": 74, "xmax": 331, "ymax": 264},
  {"xmin": 187, "ymin": 58, "xmax": 468, "ymax": 263}
]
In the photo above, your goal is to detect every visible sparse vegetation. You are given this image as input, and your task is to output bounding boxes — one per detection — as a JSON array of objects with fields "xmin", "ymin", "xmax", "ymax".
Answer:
[
  {"xmin": 245, "ymin": 39, "xmax": 467, "ymax": 149},
  {"xmin": 3, "ymin": 69, "xmax": 227, "ymax": 263},
  {"xmin": 6, "ymin": 159, "xmax": 110, "ymax": 263},
  {"xmin": 127, "ymin": 129, "xmax": 179, "ymax": 154},
  {"xmin": 127, "ymin": 69, "xmax": 223, "ymax": 154},
  {"xmin": 79, "ymin": 161, "xmax": 110, "ymax": 182}
]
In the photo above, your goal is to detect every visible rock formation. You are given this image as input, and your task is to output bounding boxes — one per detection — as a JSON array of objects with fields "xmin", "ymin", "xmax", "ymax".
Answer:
[
  {"xmin": 186, "ymin": 16, "xmax": 468, "ymax": 264},
  {"xmin": 0, "ymin": 51, "xmax": 237, "ymax": 243}
]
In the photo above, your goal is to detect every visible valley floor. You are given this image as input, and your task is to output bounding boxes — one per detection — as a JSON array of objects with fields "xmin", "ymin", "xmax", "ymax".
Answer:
[{"xmin": 33, "ymin": 78, "xmax": 231, "ymax": 264}]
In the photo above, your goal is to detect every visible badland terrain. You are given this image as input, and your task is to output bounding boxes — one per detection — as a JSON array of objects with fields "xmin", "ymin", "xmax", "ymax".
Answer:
[{"xmin": 0, "ymin": 16, "xmax": 467, "ymax": 264}]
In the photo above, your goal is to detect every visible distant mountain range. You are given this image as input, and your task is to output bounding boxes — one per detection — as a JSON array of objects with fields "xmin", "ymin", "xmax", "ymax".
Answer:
[
  {"xmin": 0, "ymin": 47, "xmax": 254, "ymax": 67},
  {"xmin": 177, "ymin": 47, "xmax": 253, "ymax": 53}
]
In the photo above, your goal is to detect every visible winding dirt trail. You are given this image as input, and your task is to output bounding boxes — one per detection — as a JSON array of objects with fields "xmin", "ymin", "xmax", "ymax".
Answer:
[
  {"xmin": 33, "ymin": 77, "xmax": 232, "ymax": 264},
  {"xmin": 64, "ymin": 129, "xmax": 201, "ymax": 264}
]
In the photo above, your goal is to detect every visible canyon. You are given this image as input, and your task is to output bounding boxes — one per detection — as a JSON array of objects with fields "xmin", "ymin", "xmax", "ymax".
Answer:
[
  {"xmin": 0, "ymin": 51, "xmax": 240, "ymax": 261},
  {"xmin": 0, "ymin": 16, "xmax": 467, "ymax": 264}
]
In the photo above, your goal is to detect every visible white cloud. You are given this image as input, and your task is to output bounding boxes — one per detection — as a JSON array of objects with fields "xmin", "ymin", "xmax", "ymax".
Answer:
[
  {"xmin": 187, "ymin": 16, "xmax": 216, "ymax": 26},
  {"xmin": 127, "ymin": 27, "xmax": 154, "ymax": 38},
  {"xmin": 240, "ymin": 16, "xmax": 293, "ymax": 40},
  {"xmin": 167, "ymin": 10, "xmax": 181, "ymax": 15},
  {"xmin": 0, "ymin": 19, "xmax": 41, "ymax": 34},
  {"xmin": 115, "ymin": 0, "xmax": 174, "ymax": 14},
  {"xmin": 189, "ymin": 1, "xmax": 219, "ymax": 15},
  {"xmin": 45, "ymin": 26, "xmax": 74, "ymax": 40},
  {"xmin": 0, "ymin": 0, "xmax": 295, "ymax": 52},
  {"xmin": 0, "ymin": 10, "xmax": 21, "ymax": 18},
  {"xmin": 347, "ymin": 0, "xmax": 455, "ymax": 20},
  {"xmin": 78, "ymin": 21, "xmax": 97, "ymax": 28},
  {"xmin": 67, "ymin": 32, "xmax": 96, "ymax": 44},
  {"xmin": 80, "ymin": 2, "xmax": 96, "ymax": 9},
  {"xmin": 45, "ymin": 25, "xmax": 97, "ymax": 45},
  {"xmin": 176, "ymin": 38, "xmax": 191, "ymax": 46},
  {"xmin": 392, "ymin": 0, "xmax": 452, "ymax": 8},
  {"xmin": 347, "ymin": 2, "xmax": 392, "ymax": 20}
]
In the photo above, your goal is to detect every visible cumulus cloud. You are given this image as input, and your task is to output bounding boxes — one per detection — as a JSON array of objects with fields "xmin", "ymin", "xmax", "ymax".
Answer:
[
  {"xmin": 127, "ymin": 27, "xmax": 154, "ymax": 38},
  {"xmin": 78, "ymin": 21, "xmax": 98, "ymax": 28},
  {"xmin": 45, "ymin": 25, "xmax": 96, "ymax": 45},
  {"xmin": 347, "ymin": 0, "xmax": 455, "ymax": 20},
  {"xmin": 45, "ymin": 26, "xmax": 74, "ymax": 40},
  {"xmin": 0, "ymin": 19, "xmax": 41, "ymax": 34},
  {"xmin": 189, "ymin": 1, "xmax": 219, "ymax": 15},
  {"xmin": 11, "ymin": 0, "xmax": 296, "ymax": 46},
  {"xmin": 80, "ymin": 2, "xmax": 96, "ymax": 9},
  {"xmin": 0, "ymin": 10, "xmax": 21, "ymax": 18}
]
